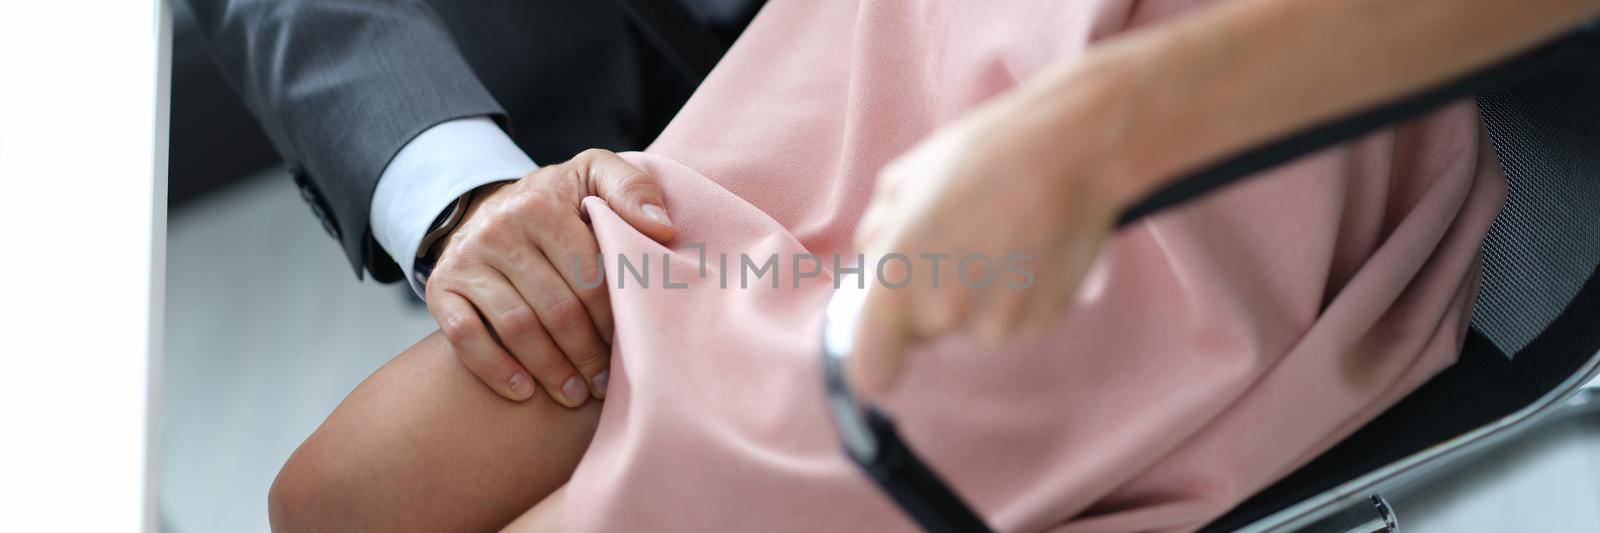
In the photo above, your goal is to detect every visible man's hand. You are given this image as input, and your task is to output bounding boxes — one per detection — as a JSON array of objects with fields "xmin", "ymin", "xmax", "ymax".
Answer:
[{"xmin": 425, "ymin": 149, "xmax": 676, "ymax": 406}]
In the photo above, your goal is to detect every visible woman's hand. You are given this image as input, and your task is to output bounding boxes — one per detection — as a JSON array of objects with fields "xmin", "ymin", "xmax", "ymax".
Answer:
[
  {"xmin": 849, "ymin": 70, "xmax": 1137, "ymax": 394},
  {"xmin": 846, "ymin": 0, "xmax": 1600, "ymax": 395}
]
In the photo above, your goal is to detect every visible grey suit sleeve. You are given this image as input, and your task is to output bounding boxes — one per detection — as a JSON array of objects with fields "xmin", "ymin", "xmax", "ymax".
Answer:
[{"xmin": 184, "ymin": 0, "xmax": 507, "ymax": 281}]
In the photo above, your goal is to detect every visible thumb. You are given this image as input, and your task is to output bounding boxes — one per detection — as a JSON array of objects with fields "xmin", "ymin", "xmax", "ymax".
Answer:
[
  {"xmin": 849, "ymin": 283, "xmax": 912, "ymax": 395},
  {"xmin": 579, "ymin": 149, "xmax": 676, "ymax": 242}
]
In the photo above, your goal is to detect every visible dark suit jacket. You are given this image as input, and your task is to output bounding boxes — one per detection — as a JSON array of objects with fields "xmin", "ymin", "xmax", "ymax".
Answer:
[{"xmin": 184, "ymin": 0, "xmax": 750, "ymax": 282}]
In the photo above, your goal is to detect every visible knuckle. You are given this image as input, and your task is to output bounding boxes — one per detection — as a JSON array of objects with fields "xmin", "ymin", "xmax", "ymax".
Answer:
[
  {"xmin": 542, "ymin": 296, "xmax": 587, "ymax": 331},
  {"xmin": 518, "ymin": 190, "xmax": 569, "ymax": 223},
  {"xmin": 496, "ymin": 306, "xmax": 541, "ymax": 340},
  {"xmin": 576, "ymin": 148, "xmax": 612, "ymax": 162},
  {"xmin": 474, "ymin": 214, "xmax": 508, "ymax": 236},
  {"xmin": 616, "ymin": 178, "xmax": 659, "ymax": 200},
  {"xmin": 437, "ymin": 312, "xmax": 476, "ymax": 345},
  {"xmin": 475, "ymin": 216, "xmax": 519, "ymax": 246}
]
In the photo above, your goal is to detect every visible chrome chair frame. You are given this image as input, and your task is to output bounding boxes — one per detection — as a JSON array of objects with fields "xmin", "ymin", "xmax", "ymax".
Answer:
[{"xmin": 1240, "ymin": 359, "xmax": 1600, "ymax": 532}]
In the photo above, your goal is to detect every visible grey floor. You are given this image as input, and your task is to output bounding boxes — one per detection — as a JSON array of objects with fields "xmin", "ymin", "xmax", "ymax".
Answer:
[
  {"xmin": 160, "ymin": 168, "xmax": 1600, "ymax": 532},
  {"xmin": 161, "ymin": 168, "xmax": 435, "ymax": 533}
]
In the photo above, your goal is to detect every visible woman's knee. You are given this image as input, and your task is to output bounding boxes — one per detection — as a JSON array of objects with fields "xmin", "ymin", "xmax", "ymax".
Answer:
[
  {"xmin": 267, "ymin": 430, "xmax": 360, "ymax": 532},
  {"xmin": 267, "ymin": 332, "xmax": 604, "ymax": 532}
]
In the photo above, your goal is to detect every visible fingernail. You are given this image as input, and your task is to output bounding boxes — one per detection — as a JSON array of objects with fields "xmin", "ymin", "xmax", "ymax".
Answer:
[
  {"xmin": 508, "ymin": 372, "xmax": 535, "ymax": 400},
  {"xmin": 592, "ymin": 370, "xmax": 610, "ymax": 397},
  {"xmin": 562, "ymin": 376, "xmax": 589, "ymax": 406},
  {"xmin": 641, "ymin": 203, "xmax": 672, "ymax": 226}
]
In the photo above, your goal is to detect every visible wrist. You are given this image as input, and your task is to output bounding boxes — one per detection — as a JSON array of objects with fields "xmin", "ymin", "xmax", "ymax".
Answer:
[
  {"xmin": 994, "ymin": 43, "xmax": 1156, "ymax": 210},
  {"xmin": 418, "ymin": 181, "xmax": 511, "ymax": 272},
  {"xmin": 1020, "ymin": 15, "xmax": 1239, "ymax": 210}
]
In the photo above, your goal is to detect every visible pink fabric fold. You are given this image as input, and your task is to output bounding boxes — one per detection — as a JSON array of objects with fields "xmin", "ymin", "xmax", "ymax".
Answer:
[{"xmin": 562, "ymin": 0, "xmax": 1506, "ymax": 530}]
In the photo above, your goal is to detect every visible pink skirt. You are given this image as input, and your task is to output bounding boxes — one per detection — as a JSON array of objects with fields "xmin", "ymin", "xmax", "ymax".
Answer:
[{"xmin": 564, "ymin": 0, "xmax": 1506, "ymax": 530}]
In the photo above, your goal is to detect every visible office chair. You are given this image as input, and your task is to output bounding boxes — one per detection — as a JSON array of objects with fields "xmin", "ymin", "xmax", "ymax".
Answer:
[
  {"xmin": 819, "ymin": 15, "xmax": 1600, "ymax": 533},
  {"xmin": 1206, "ymin": 21, "xmax": 1600, "ymax": 532}
]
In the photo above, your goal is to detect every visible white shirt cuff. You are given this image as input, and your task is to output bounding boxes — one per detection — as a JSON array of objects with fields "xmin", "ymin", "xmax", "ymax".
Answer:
[{"xmin": 371, "ymin": 116, "xmax": 537, "ymax": 295}]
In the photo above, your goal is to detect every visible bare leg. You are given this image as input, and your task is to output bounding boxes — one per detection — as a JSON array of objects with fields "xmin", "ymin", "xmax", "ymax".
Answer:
[
  {"xmin": 268, "ymin": 332, "xmax": 601, "ymax": 532},
  {"xmin": 501, "ymin": 485, "xmax": 566, "ymax": 532}
]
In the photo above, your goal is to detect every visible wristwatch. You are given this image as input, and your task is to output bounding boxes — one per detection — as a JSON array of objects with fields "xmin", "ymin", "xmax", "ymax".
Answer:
[{"xmin": 413, "ymin": 183, "xmax": 500, "ymax": 285}]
